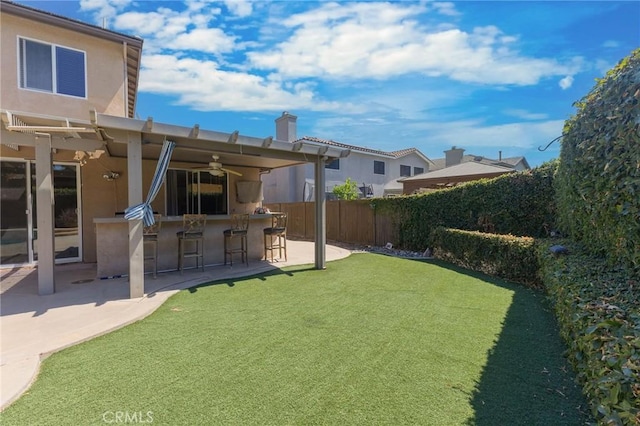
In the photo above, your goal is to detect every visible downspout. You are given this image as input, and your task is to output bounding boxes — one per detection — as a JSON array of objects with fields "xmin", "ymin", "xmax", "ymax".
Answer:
[{"xmin": 122, "ymin": 42, "xmax": 128, "ymax": 117}]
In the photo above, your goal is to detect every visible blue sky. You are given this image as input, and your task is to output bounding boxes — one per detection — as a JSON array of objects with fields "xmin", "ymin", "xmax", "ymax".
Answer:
[{"xmin": 19, "ymin": 0, "xmax": 640, "ymax": 166}]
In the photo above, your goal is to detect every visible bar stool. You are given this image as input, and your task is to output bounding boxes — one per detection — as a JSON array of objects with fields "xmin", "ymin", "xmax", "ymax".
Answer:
[
  {"xmin": 263, "ymin": 213, "xmax": 287, "ymax": 262},
  {"xmin": 177, "ymin": 214, "xmax": 206, "ymax": 274},
  {"xmin": 223, "ymin": 214, "xmax": 250, "ymax": 266},
  {"xmin": 143, "ymin": 215, "xmax": 162, "ymax": 278}
]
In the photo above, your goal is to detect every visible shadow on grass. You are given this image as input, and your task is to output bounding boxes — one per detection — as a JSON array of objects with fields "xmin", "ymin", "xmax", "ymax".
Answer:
[
  {"xmin": 417, "ymin": 259, "xmax": 592, "ymax": 425},
  {"xmin": 186, "ymin": 265, "xmax": 315, "ymax": 293}
]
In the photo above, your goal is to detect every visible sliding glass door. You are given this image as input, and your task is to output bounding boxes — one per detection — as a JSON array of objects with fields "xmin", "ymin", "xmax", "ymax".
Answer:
[
  {"xmin": 0, "ymin": 160, "xmax": 81, "ymax": 266},
  {"xmin": 0, "ymin": 161, "xmax": 31, "ymax": 265}
]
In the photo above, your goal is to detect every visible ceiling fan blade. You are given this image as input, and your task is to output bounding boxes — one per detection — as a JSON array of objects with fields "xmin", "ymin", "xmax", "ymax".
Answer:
[{"xmin": 220, "ymin": 167, "xmax": 243, "ymax": 176}]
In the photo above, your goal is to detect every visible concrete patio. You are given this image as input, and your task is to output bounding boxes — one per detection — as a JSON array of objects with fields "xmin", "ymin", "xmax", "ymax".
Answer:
[{"xmin": 0, "ymin": 240, "xmax": 351, "ymax": 411}]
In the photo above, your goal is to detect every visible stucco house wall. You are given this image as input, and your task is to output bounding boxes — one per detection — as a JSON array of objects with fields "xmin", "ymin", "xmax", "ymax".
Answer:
[{"xmin": 1, "ymin": 10, "xmax": 132, "ymax": 119}]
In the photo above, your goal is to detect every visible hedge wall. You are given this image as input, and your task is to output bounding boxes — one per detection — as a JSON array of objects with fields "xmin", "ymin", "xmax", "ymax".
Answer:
[
  {"xmin": 373, "ymin": 161, "xmax": 557, "ymax": 251},
  {"xmin": 555, "ymin": 49, "xmax": 640, "ymax": 277},
  {"xmin": 538, "ymin": 240, "xmax": 640, "ymax": 424},
  {"xmin": 430, "ymin": 227, "xmax": 541, "ymax": 288}
]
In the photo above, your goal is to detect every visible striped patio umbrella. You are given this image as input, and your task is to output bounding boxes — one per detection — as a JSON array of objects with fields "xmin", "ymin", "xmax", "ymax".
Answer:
[{"xmin": 124, "ymin": 139, "xmax": 176, "ymax": 226}]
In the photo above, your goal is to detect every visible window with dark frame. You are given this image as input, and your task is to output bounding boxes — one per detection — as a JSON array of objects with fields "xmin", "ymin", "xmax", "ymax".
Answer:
[
  {"xmin": 166, "ymin": 170, "xmax": 228, "ymax": 216},
  {"xmin": 374, "ymin": 160, "xmax": 385, "ymax": 175},
  {"xmin": 414, "ymin": 167, "xmax": 424, "ymax": 175},
  {"xmin": 325, "ymin": 159, "xmax": 340, "ymax": 170},
  {"xmin": 19, "ymin": 38, "xmax": 86, "ymax": 98},
  {"xmin": 400, "ymin": 165, "xmax": 411, "ymax": 177}
]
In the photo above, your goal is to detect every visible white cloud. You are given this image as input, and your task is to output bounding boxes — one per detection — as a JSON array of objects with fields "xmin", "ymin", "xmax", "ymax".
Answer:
[
  {"xmin": 247, "ymin": 2, "xmax": 582, "ymax": 86},
  {"xmin": 503, "ymin": 109, "xmax": 549, "ymax": 121},
  {"xmin": 79, "ymin": 0, "xmax": 132, "ymax": 25},
  {"xmin": 138, "ymin": 54, "xmax": 348, "ymax": 112},
  {"xmin": 171, "ymin": 28, "xmax": 237, "ymax": 54},
  {"xmin": 602, "ymin": 40, "xmax": 620, "ymax": 48},
  {"xmin": 559, "ymin": 75, "xmax": 574, "ymax": 90},
  {"xmin": 431, "ymin": 2, "xmax": 461, "ymax": 17},
  {"xmin": 420, "ymin": 119, "xmax": 565, "ymax": 150},
  {"xmin": 223, "ymin": 0, "xmax": 253, "ymax": 18},
  {"xmin": 309, "ymin": 109, "xmax": 563, "ymax": 156},
  {"xmin": 110, "ymin": 6, "xmax": 232, "ymax": 54}
]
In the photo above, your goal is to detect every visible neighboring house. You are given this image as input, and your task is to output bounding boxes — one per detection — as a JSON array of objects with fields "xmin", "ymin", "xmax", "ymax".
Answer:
[
  {"xmin": 400, "ymin": 147, "xmax": 530, "ymax": 194},
  {"xmin": 0, "ymin": 1, "xmax": 347, "ymax": 297},
  {"xmin": 262, "ymin": 112, "xmax": 433, "ymax": 202}
]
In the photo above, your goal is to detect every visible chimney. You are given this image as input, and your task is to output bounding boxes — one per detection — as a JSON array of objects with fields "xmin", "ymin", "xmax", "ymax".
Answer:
[
  {"xmin": 275, "ymin": 111, "xmax": 298, "ymax": 142},
  {"xmin": 444, "ymin": 146, "xmax": 465, "ymax": 167}
]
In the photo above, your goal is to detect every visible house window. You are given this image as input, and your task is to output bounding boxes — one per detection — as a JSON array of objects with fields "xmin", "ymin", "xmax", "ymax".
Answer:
[
  {"xmin": 400, "ymin": 165, "xmax": 411, "ymax": 177},
  {"xmin": 374, "ymin": 160, "xmax": 385, "ymax": 175},
  {"xmin": 325, "ymin": 159, "xmax": 340, "ymax": 170},
  {"xmin": 165, "ymin": 170, "xmax": 227, "ymax": 216},
  {"xmin": 414, "ymin": 167, "xmax": 424, "ymax": 175},
  {"xmin": 19, "ymin": 38, "xmax": 86, "ymax": 98}
]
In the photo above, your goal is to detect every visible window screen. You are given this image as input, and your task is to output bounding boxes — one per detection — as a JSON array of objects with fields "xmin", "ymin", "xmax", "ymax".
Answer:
[
  {"xmin": 414, "ymin": 167, "xmax": 424, "ymax": 175},
  {"xmin": 19, "ymin": 38, "xmax": 86, "ymax": 98},
  {"xmin": 400, "ymin": 165, "xmax": 411, "ymax": 177},
  {"xmin": 56, "ymin": 47, "xmax": 86, "ymax": 97},
  {"xmin": 22, "ymin": 39, "xmax": 53, "ymax": 92},
  {"xmin": 374, "ymin": 161, "xmax": 385, "ymax": 175}
]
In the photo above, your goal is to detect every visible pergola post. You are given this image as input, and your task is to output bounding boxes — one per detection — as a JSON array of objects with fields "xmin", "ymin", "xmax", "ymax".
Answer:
[
  {"xmin": 127, "ymin": 132, "xmax": 144, "ymax": 298},
  {"xmin": 314, "ymin": 155, "xmax": 326, "ymax": 270},
  {"xmin": 35, "ymin": 134, "xmax": 55, "ymax": 295}
]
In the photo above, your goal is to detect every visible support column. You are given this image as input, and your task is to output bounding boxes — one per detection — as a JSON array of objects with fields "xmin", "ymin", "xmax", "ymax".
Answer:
[
  {"xmin": 314, "ymin": 155, "xmax": 326, "ymax": 270},
  {"xmin": 127, "ymin": 132, "xmax": 144, "ymax": 298},
  {"xmin": 35, "ymin": 135, "xmax": 55, "ymax": 295}
]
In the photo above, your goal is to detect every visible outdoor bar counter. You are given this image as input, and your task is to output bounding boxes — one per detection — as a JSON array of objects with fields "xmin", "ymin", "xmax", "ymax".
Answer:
[{"xmin": 94, "ymin": 214, "xmax": 276, "ymax": 278}]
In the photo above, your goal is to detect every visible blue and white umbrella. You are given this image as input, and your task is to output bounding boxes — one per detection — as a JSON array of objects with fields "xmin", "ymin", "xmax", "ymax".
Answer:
[{"xmin": 124, "ymin": 139, "xmax": 176, "ymax": 226}]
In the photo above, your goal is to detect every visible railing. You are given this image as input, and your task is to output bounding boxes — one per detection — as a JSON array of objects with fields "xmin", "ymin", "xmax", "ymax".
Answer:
[{"xmin": 264, "ymin": 200, "xmax": 397, "ymax": 247}]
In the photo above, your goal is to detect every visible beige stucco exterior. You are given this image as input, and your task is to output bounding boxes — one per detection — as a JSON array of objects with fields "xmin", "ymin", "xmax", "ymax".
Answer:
[{"xmin": 1, "ymin": 11, "xmax": 130, "ymax": 119}]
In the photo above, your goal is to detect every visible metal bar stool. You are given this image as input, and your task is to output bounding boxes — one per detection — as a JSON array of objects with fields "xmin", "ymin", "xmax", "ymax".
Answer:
[
  {"xmin": 223, "ymin": 214, "xmax": 250, "ymax": 266},
  {"xmin": 177, "ymin": 214, "xmax": 206, "ymax": 274},
  {"xmin": 143, "ymin": 215, "xmax": 162, "ymax": 278},
  {"xmin": 263, "ymin": 213, "xmax": 287, "ymax": 262}
]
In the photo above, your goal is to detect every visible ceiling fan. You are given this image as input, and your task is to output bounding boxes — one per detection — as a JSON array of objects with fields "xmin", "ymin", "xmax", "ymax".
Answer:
[{"xmin": 194, "ymin": 155, "xmax": 243, "ymax": 177}]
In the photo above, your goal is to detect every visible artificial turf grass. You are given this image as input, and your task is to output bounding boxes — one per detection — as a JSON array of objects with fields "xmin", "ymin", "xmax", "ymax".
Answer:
[{"xmin": 0, "ymin": 253, "xmax": 590, "ymax": 425}]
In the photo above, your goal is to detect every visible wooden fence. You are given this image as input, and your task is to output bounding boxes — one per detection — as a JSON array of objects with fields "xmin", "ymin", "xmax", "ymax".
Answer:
[{"xmin": 264, "ymin": 200, "xmax": 397, "ymax": 247}]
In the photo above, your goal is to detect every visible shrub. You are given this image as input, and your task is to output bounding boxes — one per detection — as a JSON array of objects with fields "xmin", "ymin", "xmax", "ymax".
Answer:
[
  {"xmin": 332, "ymin": 177, "xmax": 359, "ymax": 200},
  {"xmin": 374, "ymin": 161, "xmax": 557, "ymax": 251},
  {"xmin": 430, "ymin": 227, "xmax": 541, "ymax": 288},
  {"xmin": 555, "ymin": 49, "xmax": 640, "ymax": 277},
  {"xmin": 537, "ymin": 240, "xmax": 640, "ymax": 425}
]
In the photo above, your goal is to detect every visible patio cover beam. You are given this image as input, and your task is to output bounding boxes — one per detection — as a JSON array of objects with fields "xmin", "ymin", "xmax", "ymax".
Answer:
[
  {"xmin": 127, "ymin": 132, "xmax": 145, "ymax": 298},
  {"xmin": 0, "ymin": 129, "xmax": 105, "ymax": 151},
  {"xmin": 93, "ymin": 113, "xmax": 348, "ymax": 161},
  {"xmin": 314, "ymin": 155, "xmax": 326, "ymax": 269},
  {"xmin": 34, "ymin": 134, "xmax": 56, "ymax": 295}
]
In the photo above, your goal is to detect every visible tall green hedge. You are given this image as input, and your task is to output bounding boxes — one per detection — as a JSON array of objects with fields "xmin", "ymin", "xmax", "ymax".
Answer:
[
  {"xmin": 373, "ymin": 161, "xmax": 557, "ymax": 251},
  {"xmin": 555, "ymin": 49, "xmax": 640, "ymax": 277}
]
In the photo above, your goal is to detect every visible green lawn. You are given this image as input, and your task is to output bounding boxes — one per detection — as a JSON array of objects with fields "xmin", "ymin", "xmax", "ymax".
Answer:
[{"xmin": 1, "ymin": 254, "xmax": 590, "ymax": 425}]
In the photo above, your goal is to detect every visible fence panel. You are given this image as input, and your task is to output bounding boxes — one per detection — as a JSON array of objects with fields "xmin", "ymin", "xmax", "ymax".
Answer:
[{"xmin": 263, "ymin": 201, "xmax": 396, "ymax": 247}]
